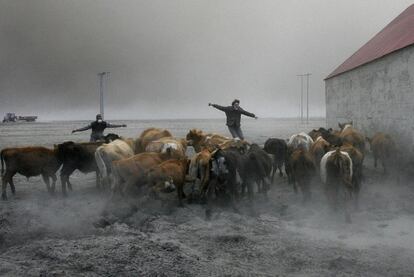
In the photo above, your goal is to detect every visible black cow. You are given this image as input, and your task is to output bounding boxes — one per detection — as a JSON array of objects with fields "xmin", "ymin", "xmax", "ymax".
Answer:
[
  {"xmin": 205, "ymin": 147, "xmax": 243, "ymax": 219},
  {"xmin": 263, "ymin": 138, "xmax": 287, "ymax": 181},
  {"xmin": 55, "ymin": 134, "xmax": 119, "ymax": 195},
  {"xmin": 205, "ymin": 144, "xmax": 272, "ymax": 219},
  {"xmin": 55, "ymin": 141, "xmax": 103, "ymax": 195},
  {"xmin": 242, "ymin": 144, "xmax": 272, "ymax": 195},
  {"xmin": 318, "ymin": 128, "xmax": 342, "ymax": 147}
]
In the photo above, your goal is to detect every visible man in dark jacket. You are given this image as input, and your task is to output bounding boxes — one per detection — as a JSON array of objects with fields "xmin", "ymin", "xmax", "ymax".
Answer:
[
  {"xmin": 72, "ymin": 114, "xmax": 127, "ymax": 142},
  {"xmin": 209, "ymin": 99, "xmax": 257, "ymax": 140}
]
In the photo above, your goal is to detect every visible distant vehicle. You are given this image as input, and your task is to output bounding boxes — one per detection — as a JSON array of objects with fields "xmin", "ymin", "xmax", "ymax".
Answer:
[{"xmin": 3, "ymin": 113, "xmax": 38, "ymax": 123}]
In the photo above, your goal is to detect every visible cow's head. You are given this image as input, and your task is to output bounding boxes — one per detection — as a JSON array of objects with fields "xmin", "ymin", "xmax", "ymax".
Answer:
[
  {"xmin": 338, "ymin": 121, "xmax": 353, "ymax": 131},
  {"xmin": 54, "ymin": 141, "xmax": 75, "ymax": 160},
  {"xmin": 104, "ymin": 133, "xmax": 120, "ymax": 143},
  {"xmin": 210, "ymin": 149, "xmax": 229, "ymax": 177}
]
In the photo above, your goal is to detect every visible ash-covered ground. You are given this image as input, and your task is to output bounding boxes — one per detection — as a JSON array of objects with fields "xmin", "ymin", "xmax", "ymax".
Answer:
[{"xmin": 1, "ymin": 118, "xmax": 414, "ymax": 276}]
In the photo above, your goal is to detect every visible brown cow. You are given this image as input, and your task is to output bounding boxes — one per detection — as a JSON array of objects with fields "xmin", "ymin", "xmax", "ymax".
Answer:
[
  {"xmin": 218, "ymin": 138, "xmax": 250, "ymax": 153},
  {"xmin": 309, "ymin": 136, "xmax": 331, "ymax": 171},
  {"xmin": 288, "ymin": 148, "xmax": 315, "ymax": 202},
  {"xmin": 186, "ymin": 129, "xmax": 229, "ymax": 152},
  {"xmin": 55, "ymin": 141, "xmax": 103, "ymax": 195},
  {"xmin": 340, "ymin": 142, "xmax": 364, "ymax": 208},
  {"xmin": 308, "ymin": 129, "xmax": 323, "ymax": 141},
  {"xmin": 111, "ymin": 150, "xmax": 177, "ymax": 195},
  {"xmin": 147, "ymin": 159, "xmax": 190, "ymax": 206},
  {"xmin": 1, "ymin": 147, "xmax": 62, "ymax": 200},
  {"xmin": 320, "ymin": 149, "xmax": 354, "ymax": 222},
  {"xmin": 135, "ymin": 128, "xmax": 172, "ymax": 153},
  {"xmin": 367, "ymin": 132, "xmax": 396, "ymax": 174},
  {"xmin": 188, "ymin": 148, "xmax": 211, "ymax": 198},
  {"xmin": 310, "ymin": 128, "xmax": 342, "ymax": 147},
  {"xmin": 338, "ymin": 122, "xmax": 365, "ymax": 154}
]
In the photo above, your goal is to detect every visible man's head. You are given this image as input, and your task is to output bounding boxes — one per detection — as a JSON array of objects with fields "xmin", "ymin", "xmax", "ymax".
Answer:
[
  {"xmin": 96, "ymin": 114, "xmax": 103, "ymax": 121},
  {"xmin": 232, "ymin": 99, "xmax": 240, "ymax": 109}
]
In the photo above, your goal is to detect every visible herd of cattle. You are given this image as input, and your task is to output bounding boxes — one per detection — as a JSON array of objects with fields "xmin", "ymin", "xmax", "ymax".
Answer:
[{"xmin": 0, "ymin": 122, "xmax": 398, "ymax": 222}]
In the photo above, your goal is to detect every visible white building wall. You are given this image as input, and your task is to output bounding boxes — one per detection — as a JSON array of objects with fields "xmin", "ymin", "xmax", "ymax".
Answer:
[{"xmin": 325, "ymin": 45, "xmax": 414, "ymax": 144}]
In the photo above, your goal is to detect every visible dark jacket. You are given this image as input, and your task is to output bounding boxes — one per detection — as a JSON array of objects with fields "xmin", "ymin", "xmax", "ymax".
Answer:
[
  {"xmin": 74, "ymin": 121, "xmax": 124, "ymax": 141},
  {"xmin": 212, "ymin": 104, "xmax": 255, "ymax": 127}
]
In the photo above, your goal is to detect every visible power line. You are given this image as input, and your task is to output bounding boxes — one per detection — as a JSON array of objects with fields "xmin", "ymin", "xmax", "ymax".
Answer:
[
  {"xmin": 297, "ymin": 73, "xmax": 311, "ymax": 124},
  {"xmin": 98, "ymin": 72, "xmax": 110, "ymax": 120}
]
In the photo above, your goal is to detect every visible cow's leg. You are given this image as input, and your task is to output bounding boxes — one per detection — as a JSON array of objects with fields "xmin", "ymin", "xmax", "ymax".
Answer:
[
  {"xmin": 110, "ymin": 175, "xmax": 121, "ymax": 197},
  {"xmin": 246, "ymin": 180, "xmax": 254, "ymax": 201},
  {"xmin": 122, "ymin": 179, "xmax": 138, "ymax": 196},
  {"xmin": 9, "ymin": 176, "xmax": 16, "ymax": 195},
  {"xmin": 332, "ymin": 185, "xmax": 339, "ymax": 212},
  {"xmin": 61, "ymin": 166, "xmax": 75, "ymax": 196},
  {"xmin": 271, "ymin": 157, "xmax": 276, "ymax": 183},
  {"xmin": 325, "ymin": 183, "xmax": 338, "ymax": 212},
  {"xmin": 67, "ymin": 179, "xmax": 73, "ymax": 191},
  {"xmin": 41, "ymin": 173, "xmax": 52, "ymax": 193},
  {"xmin": 302, "ymin": 180, "xmax": 311, "ymax": 203},
  {"xmin": 263, "ymin": 177, "xmax": 271, "ymax": 194},
  {"xmin": 344, "ymin": 189, "xmax": 352, "ymax": 223},
  {"xmin": 374, "ymin": 154, "xmax": 378, "ymax": 168},
  {"xmin": 241, "ymin": 182, "xmax": 247, "ymax": 197},
  {"xmin": 278, "ymin": 163, "xmax": 283, "ymax": 177},
  {"xmin": 2, "ymin": 171, "xmax": 15, "ymax": 200},
  {"xmin": 205, "ymin": 178, "xmax": 217, "ymax": 220},
  {"xmin": 353, "ymin": 178, "xmax": 360, "ymax": 210},
  {"xmin": 292, "ymin": 179, "xmax": 298, "ymax": 194},
  {"xmin": 256, "ymin": 180, "xmax": 261, "ymax": 193},
  {"xmin": 177, "ymin": 183, "xmax": 184, "ymax": 207},
  {"xmin": 2, "ymin": 172, "xmax": 10, "ymax": 200},
  {"xmin": 60, "ymin": 174, "xmax": 67, "ymax": 196},
  {"xmin": 96, "ymin": 171, "xmax": 101, "ymax": 189},
  {"xmin": 382, "ymin": 159, "xmax": 387, "ymax": 175},
  {"xmin": 229, "ymin": 179, "xmax": 241, "ymax": 213},
  {"xmin": 50, "ymin": 174, "xmax": 57, "ymax": 193}
]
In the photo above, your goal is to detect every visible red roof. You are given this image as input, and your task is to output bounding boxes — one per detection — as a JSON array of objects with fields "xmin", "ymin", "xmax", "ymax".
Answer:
[{"xmin": 326, "ymin": 4, "xmax": 414, "ymax": 80}]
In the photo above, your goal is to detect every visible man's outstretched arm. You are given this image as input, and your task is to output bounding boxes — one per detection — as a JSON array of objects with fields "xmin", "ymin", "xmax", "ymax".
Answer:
[
  {"xmin": 240, "ymin": 108, "xmax": 257, "ymax": 119},
  {"xmin": 72, "ymin": 124, "xmax": 92, "ymax": 133},
  {"xmin": 209, "ymin": 103, "xmax": 230, "ymax": 112},
  {"xmin": 107, "ymin": 123, "xmax": 127, "ymax": 128}
]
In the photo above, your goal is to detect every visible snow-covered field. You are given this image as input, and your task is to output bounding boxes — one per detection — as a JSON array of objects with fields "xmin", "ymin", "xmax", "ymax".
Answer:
[{"xmin": 1, "ymin": 118, "xmax": 414, "ymax": 276}]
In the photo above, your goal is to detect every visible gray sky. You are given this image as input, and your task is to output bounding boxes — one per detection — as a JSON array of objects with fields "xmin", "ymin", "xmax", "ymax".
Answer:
[{"xmin": 1, "ymin": 0, "xmax": 413, "ymax": 120}]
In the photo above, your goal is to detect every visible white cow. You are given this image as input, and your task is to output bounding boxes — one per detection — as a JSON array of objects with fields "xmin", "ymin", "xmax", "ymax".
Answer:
[
  {"xmin": 320, "ymin": 150, "xmax": 353, "ymax": 184},
  {"xmin": 95, "ymin": 139, "xmax": 135, "ymax": 188},
  {"xmin": 145, "ymin": 137, "xmax": 187, "ymax": 157},
  {"xmin": 288, "ymin": 132, "xmax": 314, "ymax": 151}
]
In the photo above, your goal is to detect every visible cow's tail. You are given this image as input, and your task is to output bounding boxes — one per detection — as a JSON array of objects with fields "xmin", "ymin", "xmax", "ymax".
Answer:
[
  {"xmin": 94, "ymin": 147, "xmax": 108, "ymax": 179},
  {"xmin": 1, "ymin": 149, "xmax": 5, "ymax": 176}
]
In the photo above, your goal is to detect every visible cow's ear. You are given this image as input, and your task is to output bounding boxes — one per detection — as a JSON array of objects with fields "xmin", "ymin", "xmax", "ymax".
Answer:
[{"xmin": 338, "ymin": 123, "xmax": 342, "ymax": 129}]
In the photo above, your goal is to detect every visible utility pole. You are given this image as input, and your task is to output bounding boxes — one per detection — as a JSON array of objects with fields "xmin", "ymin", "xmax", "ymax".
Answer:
[
  {"xmin": 98, "ymin": 72, "xmax": 110, "ymax": 120},
  {"xmin": 297, "ymin": 74, "xmax": 304, "ymax": 123},
  {"xmin": 297, "ymin": 73, "xmax": 311, "ymax": 124},
  {"xmin": 305, "ymin": 73, "xmax": 311, "ymax": 124}
]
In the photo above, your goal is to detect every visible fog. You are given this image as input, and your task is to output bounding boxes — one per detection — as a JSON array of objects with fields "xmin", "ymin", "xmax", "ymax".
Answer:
[
  {"xmin": 2, "ymin": 118, "xmax": 414, "ymax": 275},
  {"xmin": 1, "ymin": 0, "xmax": 413, "ymax": 120}
]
